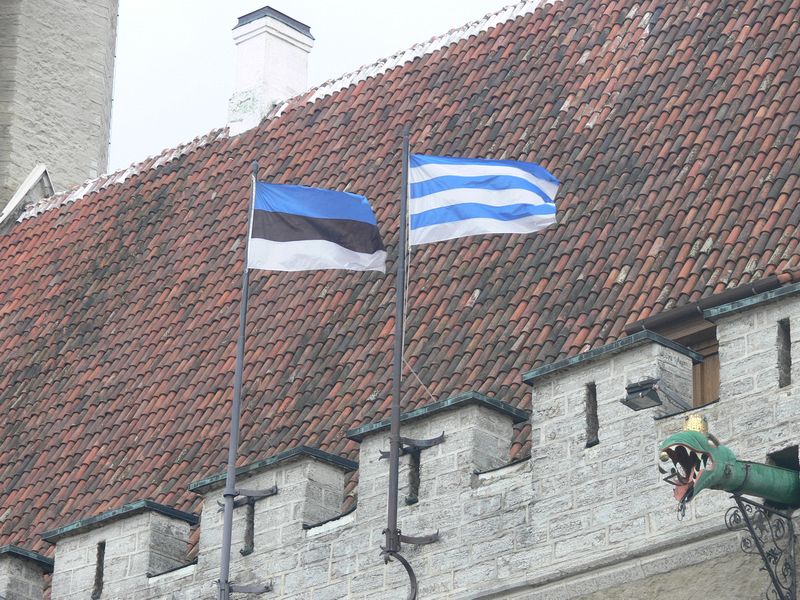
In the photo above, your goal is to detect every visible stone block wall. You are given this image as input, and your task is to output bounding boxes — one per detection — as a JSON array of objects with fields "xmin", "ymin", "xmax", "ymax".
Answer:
[
  {"xmin": 714, "ymin": 297, "xmax": 800, "ymax": 452},
  {"xmin": 30, "ymin": 292, "xmax": 800, "ymax": 599},
  {"xmin": 527, "ymin": 342, "xmax": 708, "ymax": 569},
  {"xmin": 0, "ymin": 553, "xmax": 48, "ymax": 600},
  {"xmin": 0, "ymin": 0, "xmax": 117, "ymax": 208},
  {"xmin": 0, "ymin": 0, "xmax": 24, "ymax": 208},
  {"xmin": 49, "ymin": 510, "xmax": 192, "ymax": 600},
  {"xmin": 194, "ymin": 454, "xmax": 351, "ymax": 587}
]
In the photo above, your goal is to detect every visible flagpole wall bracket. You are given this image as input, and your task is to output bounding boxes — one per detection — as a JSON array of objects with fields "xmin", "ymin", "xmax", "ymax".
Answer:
[
  {"xmin": 725, "ymin": 494, "xmax": 796, "ymax": 600},
  {"xmin": 217, "ymin": 485, "xmax": 277, "ymax": 595},
  {"xmin": 379, "ymin": 432, "xmax": 445, "ymax": 459},
  {"xmin": 216, "ymin": 485, "xmax": 279, "ymax": 511},
  {"xmin": 381, "ymin": 525, "xmax": 440, "ymax": 600},
  {"xmin": 382, "ymin": 525, "xmax": 439, "ymax": 600},
  {"xmin": 227, "ymin": 582, "xmax": 272, "ymax": 594},
  {"xmin": 399, "ymin": 531, "xmax": 440, "ymax": 545}
]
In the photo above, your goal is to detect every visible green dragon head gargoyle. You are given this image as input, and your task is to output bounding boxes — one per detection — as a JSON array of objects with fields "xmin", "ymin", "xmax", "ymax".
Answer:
[
  {"xmin": 659, "ymin": 428, "xmax": 734, "ymax": 504},
  {"xmin": 660, "ymin": 415, "xmax": 800, "ymax": 508}
]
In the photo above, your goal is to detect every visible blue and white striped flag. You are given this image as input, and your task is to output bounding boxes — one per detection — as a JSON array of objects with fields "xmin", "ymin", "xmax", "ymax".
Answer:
[
  {"xmin": 408, "ymin": 154, "xmax": 559, "ymax": 245},
  {"xmin": 248, "ymin": 182, "xmax": 386, "ymax": 272}
]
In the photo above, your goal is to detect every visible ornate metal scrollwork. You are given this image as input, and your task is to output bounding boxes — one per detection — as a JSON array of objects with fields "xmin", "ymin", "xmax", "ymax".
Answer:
[{"xmin": 725, "ymin": 495, "xmax": 796, "ymax": 600}]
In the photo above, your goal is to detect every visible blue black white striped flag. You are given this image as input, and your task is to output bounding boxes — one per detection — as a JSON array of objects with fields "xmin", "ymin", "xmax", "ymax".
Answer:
[
  {"xmin": 408, "ymin": 154, "xmax": 559, "ymax": 245},
  {"xmin": 248, "ymin": 182, "xmax": 386, "ymax": 272}
]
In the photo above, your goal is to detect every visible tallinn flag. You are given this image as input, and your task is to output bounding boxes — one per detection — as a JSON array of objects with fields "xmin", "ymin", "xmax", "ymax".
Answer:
[
  {"xmin": 408, "ymin": 154, "xmax": 560, "ymax": 245},
  {"xmin": 247, "ymin": 182, "xmax": 386, "ymax": 272}
]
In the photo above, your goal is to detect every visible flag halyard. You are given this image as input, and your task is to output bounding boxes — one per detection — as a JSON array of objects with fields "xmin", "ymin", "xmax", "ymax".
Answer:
[
  {"xmin": 248, "ymin": 182, "xmax": 386, "ymax": 272},
  {"xmin": 408, "ymin": 154, "xmax": 559, "ymax": 245}
]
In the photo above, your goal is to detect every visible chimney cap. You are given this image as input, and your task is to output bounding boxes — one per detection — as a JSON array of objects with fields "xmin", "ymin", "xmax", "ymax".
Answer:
[{"xmin": 234, "ymin": 5, "xmax": 314, "ymax": 40}]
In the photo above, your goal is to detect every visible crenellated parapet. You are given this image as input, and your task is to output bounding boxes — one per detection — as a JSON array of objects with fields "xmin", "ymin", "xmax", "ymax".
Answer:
[
  {"xmin": 43, "ymin": 500, "xmax": 197, "ymax": 600},
  {"xmin": 347, "ymin": 392, "xmax": 528, "ymax": 518},
  {"xmin": 27, "ymin": 289, "xmax": 800, "ymax": 599},
  {"xmin": 0, "ymin": 546, "xmax": 52, "ymax": 600},
  {"xmin": 189, "ymin": 445, "xmax": 358, "ymax": 593}
]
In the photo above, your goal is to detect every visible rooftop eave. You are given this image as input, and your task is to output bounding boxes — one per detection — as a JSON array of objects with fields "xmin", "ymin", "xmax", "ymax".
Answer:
[
  {"xmin": 0, "ymin": 163, "xmax": 53, "ymax": 227},
  {"xmin": 522, "ymin": 330, "xmax": 703, "ymax": 385},
  {"xmin": 346, "ymin": 391, "xmax": 529, "ymax": 442},
  {"xmin": 188, "ymin": 445, "xmax": 358, "ymax": 495},
  {"xmin": 0, "ymin": 545, "xmax": 54, "ymax": 572},
  {"xmin": 625, "ymin": 275, "xmax": 788, "ymax": 333},
  {"xmin": 703, "ymin": 281, "xmax": 800, "ymax": 320},
  {"xmin": 41, "ymin": 500, "xmax": 198, "ymax": 544}
]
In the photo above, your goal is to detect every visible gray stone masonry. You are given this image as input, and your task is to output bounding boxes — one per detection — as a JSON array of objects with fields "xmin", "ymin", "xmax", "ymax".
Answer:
[
  {"xmin": 50, "ymin": 511, "xmax": 192, "ymax": 600},
  {"xmin": 0, "ymin": 0, "xmax": 117, "ymax": 209},
  {"xmin": 0, "ymin": 554, "xmax": 47, "ymax": 600},
  {"xmin": 44, "ymin": 293, "xmax": 800, "ymax": 599}
]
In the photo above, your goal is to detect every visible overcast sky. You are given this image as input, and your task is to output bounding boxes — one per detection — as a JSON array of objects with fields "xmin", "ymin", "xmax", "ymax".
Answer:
[{"xmin": 108, "ymin": 0, "xmax": 514, "ymax": 171}]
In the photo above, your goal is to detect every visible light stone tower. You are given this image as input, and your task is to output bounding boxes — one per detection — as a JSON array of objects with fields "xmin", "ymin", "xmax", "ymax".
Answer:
[{"xmin": 0, "ymin": 0, "xmax": 118, "ymax": 217}]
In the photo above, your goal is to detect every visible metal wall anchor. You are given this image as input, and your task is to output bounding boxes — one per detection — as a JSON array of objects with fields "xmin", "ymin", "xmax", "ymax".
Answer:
[
  {"xmin": 379, "ymin": 432, "xmax": 446, "ymax": 459},
  {"xmin": 216, "ymin": 486, "xmax": 278, "ymax": 595},
  {"xmin": 216, "ymin": 486, "xmax": 279, "ymax": 511}
]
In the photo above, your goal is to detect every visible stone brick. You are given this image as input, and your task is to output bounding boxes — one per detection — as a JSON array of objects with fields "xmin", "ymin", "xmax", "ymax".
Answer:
[
  {"xmin": 50, "ymin": 510, "xmax": 193, "ymax": 600},
  {"xmin": 0, "ymin": 554, "xmax": 47, "ymax": 600},
  {"xmin": 548, "ymin": 514, "xmax": 587, "ymax": 539},
  {"xmin": 453, "ymin": 559, "xmax": 497, "ymax": 587},
  {"xmin": 608, "ymin": 516, "xmax": 647, "ymax": 543},
  {"xmin": 312, "ymin": 580, "xmax": 350, "ymax": 600},
  {"xmin": 554, "ymin": 529, "xmax": 607, "ymax": 559}
]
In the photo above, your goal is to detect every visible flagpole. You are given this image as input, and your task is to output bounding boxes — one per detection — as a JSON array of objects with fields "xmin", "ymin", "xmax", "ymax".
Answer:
[
  {"xmin": 218, "ymin": 161, "xmax": 258, "ymax": 600},
  {"xmin": 385, "ymin": 125, "xmax": 410, "ymax": 557}
]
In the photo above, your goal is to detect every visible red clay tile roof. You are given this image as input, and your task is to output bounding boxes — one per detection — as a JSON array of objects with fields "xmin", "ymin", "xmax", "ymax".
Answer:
[{"xmin": 2, "ymin": 0, "xmax": 800, "ymax": 554}]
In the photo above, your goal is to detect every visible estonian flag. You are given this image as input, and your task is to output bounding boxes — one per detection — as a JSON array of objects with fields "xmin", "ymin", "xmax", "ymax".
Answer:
[
  {"xmin": 248, "ymin": 182, "xmax": 386, "ymax": 272},
  {"xmin": 408, "ymin": 154, "xmax": 559, "ymax": 245}
]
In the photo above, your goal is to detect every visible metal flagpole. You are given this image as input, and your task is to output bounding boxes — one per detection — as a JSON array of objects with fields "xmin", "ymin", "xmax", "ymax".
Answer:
[
  {"xmin": 384, "ymin": 126, "xmax": 410, "ymax": 556},
  {"xmin": 382, "ymin": 127, "xmax": 442, "ymax": 600},
  {"xmin": 217, "ymin": 162, "xmax": 258, "ymax": 600}
]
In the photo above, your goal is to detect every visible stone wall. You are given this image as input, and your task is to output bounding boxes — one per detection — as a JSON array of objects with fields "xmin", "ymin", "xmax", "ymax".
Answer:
[
  {"xmin": 48, "ymin": 509, "xmax": 192, "ymax": 600},
  {"xmin": 0, "ymin": 0, "xmax": 117, "ymax": 209},
  {"xmin": 12, "ymin": 291, "xmax": 799, "ymax": 599},
  {"xmin": 0, "ymin": 554, "xmax": 47, "ymax": 600}
]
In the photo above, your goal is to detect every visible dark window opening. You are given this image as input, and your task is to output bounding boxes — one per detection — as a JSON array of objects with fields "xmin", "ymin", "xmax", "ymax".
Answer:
[
  {"xmin": 91, "ymin": 541, "xmax": 105, "ymax": 600},
  {"xmin": 585, "ymin": 383, "xmax": 599, "ymax": 448},
  {"xmin": 405, "ymin": 449, "xmax": 421, "ymax": 505},
  {"xmin": 766, "ymin": 446, "xmax": 799, "ymax": 509},
  {"xmin": 778, "ymin": 318, "xmax": 791, "ymax": 388},
  {"xmin": 768, "ymin": 445, "xmax": 799, "ymax": 472}
]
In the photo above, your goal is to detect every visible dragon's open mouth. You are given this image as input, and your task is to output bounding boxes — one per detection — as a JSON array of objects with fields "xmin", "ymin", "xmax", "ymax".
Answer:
[{"xmin": 660, "ymin": 444, "xmax": 714, "ymax": 503}]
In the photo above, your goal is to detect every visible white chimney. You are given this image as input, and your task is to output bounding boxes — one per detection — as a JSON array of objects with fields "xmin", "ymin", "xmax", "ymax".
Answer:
[{"xmin": 227, "ymin": 6, "xmax": 314, "ymax": 135}]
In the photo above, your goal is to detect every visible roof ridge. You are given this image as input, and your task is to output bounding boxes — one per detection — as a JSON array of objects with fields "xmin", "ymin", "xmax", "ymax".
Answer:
[
  {"xmin": 298, "ymin": 0, "xmax": 554, "ymax": 105},
  {"xmin": 17, "ymin": 128, "xmax": 228, "ymax": 223},
  {"xmin": 247, "ymin": 0, "xmax": 555, "ymax": 124}
]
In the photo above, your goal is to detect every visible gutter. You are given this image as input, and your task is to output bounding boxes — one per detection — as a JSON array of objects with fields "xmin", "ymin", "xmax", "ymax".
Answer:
[{"xmin": 624, "ymin": 274, "xmax": 793, "ymax": 334}]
